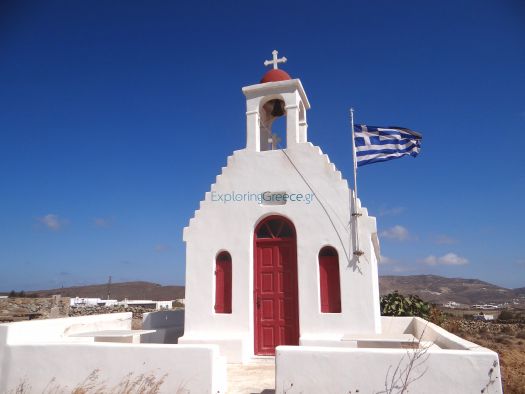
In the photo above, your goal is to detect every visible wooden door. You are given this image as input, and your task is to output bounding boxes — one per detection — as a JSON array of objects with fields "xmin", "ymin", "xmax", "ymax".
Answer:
[{"xmin": 254, "ymin": 216, "xmax": 299, "ymax": 355}]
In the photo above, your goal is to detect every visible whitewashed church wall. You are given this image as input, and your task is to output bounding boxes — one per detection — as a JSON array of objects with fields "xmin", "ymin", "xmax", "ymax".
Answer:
[{"xmin": 182, "ymin": 142, "xmax": 381, "ymax": 360}]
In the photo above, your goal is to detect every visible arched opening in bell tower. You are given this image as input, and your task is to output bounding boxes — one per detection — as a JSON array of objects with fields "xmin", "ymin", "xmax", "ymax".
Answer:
[
  {"xmin": 259, "ymin": 97, "xmax": 287, "ymax": 151},
  {"xmin": 242, "ymin": 51, "xmax": 310, "ymax": 152}
]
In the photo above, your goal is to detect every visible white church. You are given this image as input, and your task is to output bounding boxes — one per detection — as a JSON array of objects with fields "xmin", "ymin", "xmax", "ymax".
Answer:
[
  {"xmin": 0, "ymin": 51, "xmax": 503, "ymax": 393},
  {"xmin": 179, "ymin": 50, "xmax": 381, "ymax": 362}
]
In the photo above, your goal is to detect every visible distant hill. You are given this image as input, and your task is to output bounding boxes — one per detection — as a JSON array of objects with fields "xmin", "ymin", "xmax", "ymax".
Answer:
[
  {"xmin": 379, "ymin": 275, "xmax": 521, "ymax": 305},
  {"xmin": 512, "ymin": 287, "xmax": 525, "ymax": 297},
  {"xmin": 8, "ymin": 275, "xmax": 523, "ymax": 306},
  {"xmin": 28, "ymin": 281, "xmax": 184, "ymax": 301}
]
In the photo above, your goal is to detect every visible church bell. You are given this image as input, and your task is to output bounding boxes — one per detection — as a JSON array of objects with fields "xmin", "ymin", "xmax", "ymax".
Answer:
[{"xmin": 269, "ymin": 99, "xmax": 286, "ymax": 117}]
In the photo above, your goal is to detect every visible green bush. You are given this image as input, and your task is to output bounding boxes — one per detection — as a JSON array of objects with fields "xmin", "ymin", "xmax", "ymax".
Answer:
[
  {"xmin": 380, "ymin": 291, "xmax": 430, "ymax": 319},
  {"xmin": 497, "ymin": 310, "xmax": 515, "ymax": 321},
  {"xmin": 8, "ymin": 290, "xmax": 26, "ymax": 298}
]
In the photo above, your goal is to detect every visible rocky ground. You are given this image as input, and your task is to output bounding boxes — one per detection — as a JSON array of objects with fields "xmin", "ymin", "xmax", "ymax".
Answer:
[
  {"xmin": 0, "ymin": 297, "xmax": 157, "ymax": 322},
  {"xmin": 0, "ymin": 296, "xmax": 70, "ymax": 321},
  {"xmin": 441, "ymin": 319, "xmax": 525, "ymax": 394},
  {"xmin": 68, "ymin": 305, "xmax": 157, "ymax": 320}
]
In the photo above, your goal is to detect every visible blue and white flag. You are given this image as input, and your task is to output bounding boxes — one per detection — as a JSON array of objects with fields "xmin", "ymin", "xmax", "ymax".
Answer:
[{"xmin": 353, "ymin": 125, "xmax": 422, "ymax": 167}]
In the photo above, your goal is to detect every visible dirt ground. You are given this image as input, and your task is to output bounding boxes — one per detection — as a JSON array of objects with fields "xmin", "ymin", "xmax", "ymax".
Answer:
[
  {"xmin": 442, "ymin": 320, "xmax": 525, "ymax": 394},
  {"xmin": 132, "ymin": 318, "xmax": 143, "ymax": 330}
]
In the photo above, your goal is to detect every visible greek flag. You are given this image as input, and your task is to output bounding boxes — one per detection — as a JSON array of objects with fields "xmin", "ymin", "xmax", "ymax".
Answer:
[{"xmin": 353, "ymin": 125, "xmax": 422, "ymax": 167}]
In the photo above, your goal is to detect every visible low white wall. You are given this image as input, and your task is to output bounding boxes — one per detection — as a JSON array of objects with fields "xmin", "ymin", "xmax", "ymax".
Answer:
[
  {"xmin": 380, "ymin": 315, "xmax": 414, "ymax": 335},
  {"xmin": 0, "ymin": 312, "xmax": 131, "ymax": 345},
  {"xmin": 275, "ymin": 345, "xmax": 502, "ymax": 394},
  {"xmin": 382, "ymin": 316, "xmax": 483, "ymax": 351},
  {"xmin": 179, "ymin": 334, "xmax": 250, "ymax": 363},
  {"xmin": 1, "ymin": 343, "xmax": 226, "ymax": 393},
  {"xmin": 0, "ymin": 314, "xmax": 227, "ymax": 393},
  {"xmin": 412, "ymin": 317, "xmax": 474, "ymax": 350},
  {"xmin": 142, "ymin": 310, "xmax": 185, "ymax": 344}
]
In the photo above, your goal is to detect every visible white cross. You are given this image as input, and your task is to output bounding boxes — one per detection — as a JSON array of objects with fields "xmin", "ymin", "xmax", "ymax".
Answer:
[
  {"xmin": 264, "ymin": 50, "xmax": 287, "ymax": 70},
  {"xmin": 268, "ymin": 133, "xmax": 282, "ymax": 150}
]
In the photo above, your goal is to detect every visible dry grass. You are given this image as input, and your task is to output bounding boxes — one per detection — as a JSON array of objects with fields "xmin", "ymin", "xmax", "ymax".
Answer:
[
  {"xmin": 442, "ymin": 319, "xmax": 525, "ymax": 394},
  {"xmin": 374, "ymin": 325, "xmax": 431, "ymax": 394},
  {"xmin": 376, "ymin": 344, "xmax": 430, "ymax": 394},
  {"xmin": 11, "ymin": 369, "xmax": 168, "ymax": 394},
  {"xmin": 466, "ymin": 333, "xmax": 525, "ymax": 394},
  {"xmin": 131, "ymin": 318, "xmax": 143, "ymax": 330}
]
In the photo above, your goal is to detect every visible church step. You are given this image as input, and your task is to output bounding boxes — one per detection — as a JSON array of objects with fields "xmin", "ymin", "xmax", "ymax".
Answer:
[{"xmin": 245, "ymin": 355, "xmax": 275, "ymax": 365}]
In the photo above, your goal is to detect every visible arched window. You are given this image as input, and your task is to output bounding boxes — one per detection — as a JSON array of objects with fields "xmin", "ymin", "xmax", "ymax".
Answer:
[
  {"xmin": 215, "ymin": 251, "xmax": 232, "ymax": 313},
  {"xmin": 319, "ymin": 246, "xmax": 341, "ymax": 313},
  {"xmin": 256, "ymin": 217, "xmax": 295, "ymax": 239},
  {"xmin": 259, "ymin": 98, "xmax": 286, "ymax": 151}
]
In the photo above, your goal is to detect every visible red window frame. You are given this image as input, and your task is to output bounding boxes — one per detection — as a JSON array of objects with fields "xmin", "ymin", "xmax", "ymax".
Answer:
[
  {"xmin": 215, "ymin": 251, "xmax": 232, "ymax": 313},
  {"xmin": 319, "ymin": 246, "xmax": 341, "ymax": 313}
]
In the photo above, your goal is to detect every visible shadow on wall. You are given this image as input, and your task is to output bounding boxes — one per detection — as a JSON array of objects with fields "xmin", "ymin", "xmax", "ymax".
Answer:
[{"xmin": 142, "ymin": 309, "xmax": 185, "ymax": 344}]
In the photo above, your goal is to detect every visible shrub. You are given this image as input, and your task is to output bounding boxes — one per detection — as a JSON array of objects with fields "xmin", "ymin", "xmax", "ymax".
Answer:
[
  {"xmin": 429, "ymin": 305, "xmax": 446, "ymax": 326},
  {"xmin": 497, "ymin": 310, "xmax": 515, "ymax": 321},
  {"xmin": 8, "ymin": 290, "xmax": 28, "ymax": 298},
  {"xmin": 478, "ymin": 326, "xmax": 489, "ymax": 335},
  {"xmin": 443, "ymin": 319, "xmax": 462, "ymax": 334},
  {"xmin": 380, "ymin": 291, "xmax": 430, "ymax": 319},
  {"xmin": 494, "ymin": 335, "xmax": 511, "ymax": 344},
  {"xmin": 500, "ymin": 325, "xmax": 514, "ymax": 334}
]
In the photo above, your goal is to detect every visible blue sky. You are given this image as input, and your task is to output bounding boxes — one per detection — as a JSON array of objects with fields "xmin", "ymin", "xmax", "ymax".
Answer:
[{"xmin": 1, "ymin": 0, "xmax": 524, "ymax": 291}]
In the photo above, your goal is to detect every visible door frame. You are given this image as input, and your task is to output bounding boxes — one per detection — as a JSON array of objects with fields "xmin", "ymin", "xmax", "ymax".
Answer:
[{"xmin": 253, "ymin": 215, "xmax": 299, "ymax": 355}]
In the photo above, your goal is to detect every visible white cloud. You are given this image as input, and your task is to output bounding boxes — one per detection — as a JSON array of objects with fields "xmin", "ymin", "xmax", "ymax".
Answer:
[
  {"xmin": 154, "ymin": 244, "xmax": 170, "ymax": 253},
  {"xmin": 421, "ymin": 252, "xmax": 469, "ymax": 266},
  {"xmin": 422, "ymin": 255, "xmax": 438, "ymax": 265},
  {"xmin": 37, "ymin": 214, "xmax": 67, "ymax": 231},
  {"xmin": 440, "ymin": 253, "xmax": 468, "ymax": 265},
  {"xmin": 381, "ymin": 225, "xmax": 410, "ymax": 241},
  {"xmin": 433, "ymin": 234, "xmax": 457, "ymax": 245},
  {"xmin": 379, "ymin": 255, "xmax": 396, "ymax": 264},
  {"xmin": 378, "ymin": 205, "xmax": 406, "ymax": 217}
]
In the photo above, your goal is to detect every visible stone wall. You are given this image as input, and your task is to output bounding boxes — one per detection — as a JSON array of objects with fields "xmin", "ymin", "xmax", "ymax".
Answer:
[
  {"xmin": 0, "ymin": 297, "xmax": 183, "ymax": 323},
  {"xmin": 0, "ymin": 296, "xmax": 70, "ymax": 322},
  {"xmin": 68, "ymin": 305, "xmax": 160, "ymax": 320}
]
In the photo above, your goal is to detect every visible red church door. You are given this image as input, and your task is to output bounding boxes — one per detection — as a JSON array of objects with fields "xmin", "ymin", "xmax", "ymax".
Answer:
[{"xmin": 254, "ymin": 216, "xmax": 299, "ymax": 355}]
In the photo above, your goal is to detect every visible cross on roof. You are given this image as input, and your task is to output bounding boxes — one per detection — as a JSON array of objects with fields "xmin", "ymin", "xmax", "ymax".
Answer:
[{"xmin": 264, "ymin": 50, "xmax": 287, "ymax": 70}]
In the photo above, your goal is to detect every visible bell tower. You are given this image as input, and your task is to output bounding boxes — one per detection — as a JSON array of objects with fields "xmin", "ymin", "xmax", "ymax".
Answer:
[{"xmin": 242, "ymin": 50, "xmax": 310, "ymax": 151}]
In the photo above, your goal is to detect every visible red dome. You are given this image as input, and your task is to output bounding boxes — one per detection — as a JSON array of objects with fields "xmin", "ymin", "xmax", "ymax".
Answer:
[{"xmin": 260, "ymin": 69, "xmax": 291, "ymax": 83}]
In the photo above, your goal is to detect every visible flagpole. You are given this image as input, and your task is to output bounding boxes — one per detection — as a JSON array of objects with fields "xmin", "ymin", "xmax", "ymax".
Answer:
[
  {"xmin": 350, "ymin": 108, "xmax": 358, "ymax": 203},
  {"xmin": 350, "ymin": 108, "xmax": 363, "ymax": 257}
]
